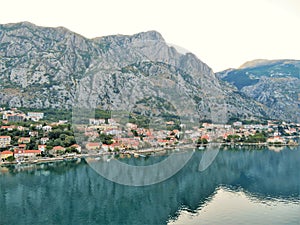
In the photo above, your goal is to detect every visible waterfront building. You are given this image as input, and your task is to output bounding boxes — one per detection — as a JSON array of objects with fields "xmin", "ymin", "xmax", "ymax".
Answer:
[
  {"xmin": 70, "ymin": 144, "xmax": 82, "ymax": 153},
  {"xmin": 14, "ymin": 149, "xmax": 41, "ymax": 158},
  {"xmin": 86, "ymin": 142, "xmax": 101, "ymax": 151},
  {"xmin": 38, "ymin": 145, "xmax": 46, "ymax": 152},
  {"xmin": 0, "ymin": 150, "xmax": 13, "ymax": 160}
]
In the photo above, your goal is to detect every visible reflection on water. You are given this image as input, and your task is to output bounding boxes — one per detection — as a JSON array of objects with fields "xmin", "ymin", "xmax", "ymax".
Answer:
[
  {"xmin": 169, "ymin": 187, "xmax": 300, "ymax": 225},
  {"xmin": 0, "ymin": 147, "xmax": 299, "ymax": 225}
]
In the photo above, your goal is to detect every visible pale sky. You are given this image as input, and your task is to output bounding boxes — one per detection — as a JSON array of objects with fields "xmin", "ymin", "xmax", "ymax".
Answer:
[{"xmin": 1, "ymin": 0, "xmax": 300, "ymax": 72}]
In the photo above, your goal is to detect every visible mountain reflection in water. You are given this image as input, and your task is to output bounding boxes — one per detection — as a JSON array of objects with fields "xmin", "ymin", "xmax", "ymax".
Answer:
[{"xmin": 0, "ymin": 147, "xmax": 299, "ymax": 225}]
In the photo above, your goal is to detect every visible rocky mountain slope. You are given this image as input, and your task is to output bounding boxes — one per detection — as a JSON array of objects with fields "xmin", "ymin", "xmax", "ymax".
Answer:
[
  {"xmin": 217, "ymin": 60, "xmax": 300, "ymax": 122},
  {"xmin": 0, "ymin": 22, "xmax": 288, "ymax": 123}
]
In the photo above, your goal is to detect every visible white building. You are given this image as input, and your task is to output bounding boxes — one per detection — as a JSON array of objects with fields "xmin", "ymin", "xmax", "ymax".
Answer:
[
  {"xmin": 27, "ymin": 112, "xmax": 44, "ymax": 121},
  {"xmin": 233, "ymin": 121, "xmax": 243, "ymax": 127},
  {"xmin": 40, "ymin": 137, "xmax": 49, "ymax": 145},
  {"xmin": 14, "ymin": 150, "xmax": 41, "ymax": 158},
  {"xmin": 89, "ymin": 118, "xmax": 106, "ymax": 125},
  {"xmin": 0, "ymin": 136, "xmax": 11, "ymax": 148},
  {"xmin": 42, "ymin": 126, "xmax": 52, "ymax": 132}
]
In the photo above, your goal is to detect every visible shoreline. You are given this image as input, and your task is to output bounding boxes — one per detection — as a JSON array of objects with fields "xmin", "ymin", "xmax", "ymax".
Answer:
[{"xmin": 1, "ymin": 142, "xmax": 299, "ymax": 167}]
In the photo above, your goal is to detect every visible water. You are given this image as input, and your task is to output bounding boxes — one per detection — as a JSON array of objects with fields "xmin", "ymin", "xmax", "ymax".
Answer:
[{"xmin": 0, "ymin": 147, "xmax": 299, "ymax": 225}]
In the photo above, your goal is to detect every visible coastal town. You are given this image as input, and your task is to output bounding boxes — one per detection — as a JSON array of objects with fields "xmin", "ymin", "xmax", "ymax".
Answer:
[{"xmin": 0, "ymin": 107, "xmax": 299, "ymax": 165}]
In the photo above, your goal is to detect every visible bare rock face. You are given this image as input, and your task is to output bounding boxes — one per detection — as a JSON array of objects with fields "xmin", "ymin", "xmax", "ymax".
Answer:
[
  {"xmin": 0, "ymin": 22, "xmax": 274, "ymax": 122},
  {"xmin": 217, "ymin": 59, "xmax": 300, "ymax": 122}
]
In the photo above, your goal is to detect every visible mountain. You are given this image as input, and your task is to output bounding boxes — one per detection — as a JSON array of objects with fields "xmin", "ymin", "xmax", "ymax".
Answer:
[
  {"xmin": 0, "ymin": 22, "xmax": 286, "ymax": 123},
  {"xmin": 217, "ymin": 59, "xmax": 300, "ymax": 122}
]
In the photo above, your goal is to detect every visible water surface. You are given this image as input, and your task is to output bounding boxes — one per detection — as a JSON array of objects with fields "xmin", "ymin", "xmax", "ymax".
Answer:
[{"xmin": 0, "ymin": 147, "xmax": 299, "ymax": 225}]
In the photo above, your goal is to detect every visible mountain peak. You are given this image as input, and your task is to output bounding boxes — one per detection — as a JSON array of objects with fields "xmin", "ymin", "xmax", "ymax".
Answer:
[
  {"xmin": 14, "ymin": 21, "xmax": 36, "ymax": 27},
  {"xmin": 1, "ymin": 21, "xmax": 37, "ymax": 29},
  {"xmin": 238, "ymin": 59, "xmax": 270, "ymax": 69},
  {"xmin": 132, "ymin": 30, "xmax": 165, "ymax": 42},
  {"xmin": 238, "ymin": 59, "xmax": 300, "ymax": 70}
]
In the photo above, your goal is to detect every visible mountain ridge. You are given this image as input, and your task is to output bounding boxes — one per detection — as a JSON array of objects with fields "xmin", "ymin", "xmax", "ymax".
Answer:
[
  {"xmin": 1, "ymin": 22, "xmax": 298, "ymax": 122},
  {"xmin": 217, "ymin": 59, "xmax": 300, "ymax": 122}
]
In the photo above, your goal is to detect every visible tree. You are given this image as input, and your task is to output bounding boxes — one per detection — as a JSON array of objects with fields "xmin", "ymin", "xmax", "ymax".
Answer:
[
  {"xmin": 49, "ymin": 129, "xmax": 63, "ymax": 139},
  {"xmin": 59, "ymin": 134, "xmax": 67, "ymax": 141},
  {"xmin": 7, "ymin": 155, "xmax": 15, "ymax": 162},
  {"xmin": 65, "ymin": 147, "xmax": 78, "ymax": 154},
  {"xmin": 27, "ymin": 137, "xmax": 38, "ymax": 150},
  {"xmin": 113, "ymin": 147, "xmax": 120, "ymax": 152},
  {"xmin": 196, "ymin": 138, "xmax": 208, "ymax": 146},
  {"xmin": 99, "ymin": 133, "xmax": 114, "ymax": 145},
  {"xmin": 131, "ymin": 129, "xmax": 138, "ymax": 137},
  {"xmin": 226, "ymin": 135, "xmax": 240, "ymax": 143},
  {"xmin": 246, "ymin": 132, "xmax": 267, "ymax": 143},
  {"xmin": 64, "ymin": 136, "xmax": 76, "ymax": 147},
  {"xmin": 53, "ymin": 139, "xmax": 63, "ymax": 147}
]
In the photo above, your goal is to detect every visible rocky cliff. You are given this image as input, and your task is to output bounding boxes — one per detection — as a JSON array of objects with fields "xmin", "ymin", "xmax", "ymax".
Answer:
[
  {"xmin": 217, "ymin": 60, "xmax": 300, "ymax": 122},
  {"xmin": 0, "ymin": 22, "xmax": 281, "ymax": 122}
]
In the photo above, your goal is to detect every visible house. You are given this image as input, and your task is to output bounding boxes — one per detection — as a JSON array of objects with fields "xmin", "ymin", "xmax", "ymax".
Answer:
[
  {"xmin": 102, "ymin": 143, "xmax": 121, "ymax": 151},
  {"xmin": 18, "ymin": 137, "xmax": 31, "ymax": 144},
  {"xmin": 84, "ymin": 130, "xmax": 99, "ymax": 138},
  {"xmin": 1, "ymin": 125, "xmax": 15, "ymax": 131},
  {"xmin": 17, "ymin": 126, "xmax": 27, "ymax": 131},
  {"xmin": 2, "ymin": 111, "xmax": 14, "ymax": 119},
  {"xmin": 27, "ymin": 112, "xmax": 44, "ymax": 121},
  {"xmin": 101, "ymin": 144, "xmax": 111, "ymax": 151},
  {"xmin": 70, "ymin": 144, "xmax": 81, "ymax": 153},
  {"xmin": 108, "ymin": 118, "xmax": 117, "ymax": 125},
  {"xmin": 166, "ymin": 121, "xmax": 175, "ymax": 125},
  {"xmin": 42, "ymin": 125, "xmax": 52, "ymax": 132},
  {"xmin": 1, "ymin": 120, "xmax": 8, "ymax": 125},
  {"xmin": 290, "ymin": 128, "xmax": 297, "ymax": 134},
  {"xmin": 89, "ymin": 118, "xmax": 105, "ymax": 125},
  {"xmin": 58, "ymin": 120, "xmax": 68, "ymax": 124},
  {"xmin": 143, "ymin": 136, "xmax": 155, "ymax": 144},
  {"xmin": 29, "ymin": 131, "xmax": 39, "ymax": 137},
  {"xmin": 40, "ymin": 137, "xmax": 49, "ymax": 144},
  {"xmin": 50, "ymin": 146, "xmax": 65, "ymax": 156},
  {"xmin": 7, "ymin": 113, "xmax": 26, "ymax": 122},
  {"xmin": 52, "ymin": 146, "xmax": 66, "ymax": 152},
  {"xmin": 85, "ymin": 142, "xmax": 100, "ymax": 151},
  {"xmin": 38, "ymin": 145, "xmax": 46, "ymax": 152},
  {"xmin": 224, "ymin": 125, "xmax": 232, "ymax": 129},
  {"xmin": 18, "ymin": 144, "xmax": 26, "ymax": 150},
  {"xmin": 115, "ymin": 138, "xmax": 140, "ymax": 149},
  {"xmin": 267, "ymin": 136, "xmax": 286, "ymax": 144},
  {"xmin": 14, "ymin": 150, "xmax": 41, "ymax": 158},
  {"xmin": 128, "ymin": 141, "xmax": 139, "ymax": 150},
  {"xmin": 35, "ymin": 124, "xmax": 43, "ymax": 130},
  {"xmin": 202, "ymin": 123, "xmax": 212, "ymax": 129},
  {"xmin": 157, "ymin": 139, "xmax": 169, "ymax": 147},
  {"xmin": 201, "ymin": 134, "xmax": 210, "ymax": 142},
  {"xmin": 0, "ymin": 136, "xmax": 11, "ymax": 148},
  {"xmin": 103, "ymin": 129, "xmax": 121, "ymax": 135},
  {"xmin": 233, "ymin": 121, "xmax": 243, "ymax": 127},
  {"xmin": 1, "ymin": 150, "xmax": 13, "ymax": 160},
  {"xmin": 126, "ymin": 123, "xmax": 138, "ymax": 130},
  {"xmin": 285, "ymin": 128, "xmax": 297, "ymax": 135}
]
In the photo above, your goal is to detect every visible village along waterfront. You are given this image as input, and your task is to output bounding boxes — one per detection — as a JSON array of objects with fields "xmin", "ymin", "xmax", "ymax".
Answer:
[{"xmin": 0, "ymin": 146, "xmax": 299, "ymax": 225}]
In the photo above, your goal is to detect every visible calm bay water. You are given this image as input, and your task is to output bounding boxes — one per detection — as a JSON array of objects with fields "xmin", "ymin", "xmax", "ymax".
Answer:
[{"xmin": 0, "ymin": 147, "xmax": 299, "ymax": 225}]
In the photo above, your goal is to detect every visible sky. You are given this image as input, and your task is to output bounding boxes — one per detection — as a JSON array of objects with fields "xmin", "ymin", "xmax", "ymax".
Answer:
[{"xmin": 1, "ymin": 0, "xmax": 300, "ymax": 72}]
